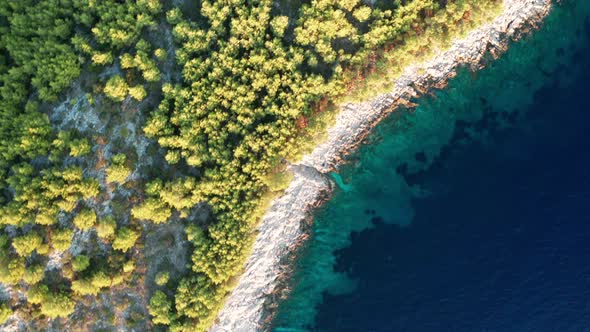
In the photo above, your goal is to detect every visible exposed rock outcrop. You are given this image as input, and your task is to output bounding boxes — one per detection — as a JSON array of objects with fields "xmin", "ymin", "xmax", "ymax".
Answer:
[{"xmin": 211, "ymin": 1, "xmax": 553, "ymax": 331}]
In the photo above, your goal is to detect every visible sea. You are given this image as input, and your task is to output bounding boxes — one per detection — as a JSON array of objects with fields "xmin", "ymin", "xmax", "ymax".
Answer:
[{"xmin": 272, "ymin": 1, "xmax": 590, "ymax": 331}]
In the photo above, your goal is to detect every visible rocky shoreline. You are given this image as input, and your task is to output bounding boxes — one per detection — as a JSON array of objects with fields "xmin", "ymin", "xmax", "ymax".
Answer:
[{"xmin": 210, "ymin": 0, "xmax": 553, "ymax": 331}]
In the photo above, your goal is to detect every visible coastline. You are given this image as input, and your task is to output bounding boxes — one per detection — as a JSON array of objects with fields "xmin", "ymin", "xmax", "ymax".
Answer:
[{"xmin": 210, "ymin": 0, "xmax": 553, "ymax": 331}]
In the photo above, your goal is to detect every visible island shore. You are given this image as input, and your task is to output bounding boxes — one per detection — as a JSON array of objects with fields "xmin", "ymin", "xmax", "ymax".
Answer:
[{"xmin": 210, "ymin": 0, "xmax": 553, "ymax": 331}]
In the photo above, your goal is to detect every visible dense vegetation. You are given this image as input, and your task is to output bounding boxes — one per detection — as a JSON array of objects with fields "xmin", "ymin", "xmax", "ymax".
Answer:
[
  {"xmin": 0, "ymin": 0, "xmax": 500, "ymax": 330},
  {"xmin": 0, "ymin": 0, "xmax": 162, "ymax": 327},
  {"xmin": 143, "ymin": 0, "xmax": 500, "ymax": 330}
]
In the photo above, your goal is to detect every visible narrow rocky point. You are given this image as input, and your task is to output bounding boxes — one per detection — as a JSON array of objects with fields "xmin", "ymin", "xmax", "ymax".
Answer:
[{"xmin": 211, "ymin": 0, "xmax": 553, "ymax": 331}]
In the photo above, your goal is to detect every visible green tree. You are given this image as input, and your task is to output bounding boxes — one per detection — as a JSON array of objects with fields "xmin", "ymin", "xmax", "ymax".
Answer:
[
  {"xmin": 0, "ymin": 303, "xmax": 12, "ymax": 325},
  {"xmin": 148, "ymin": 290, "xmax": 172, "ymax": 325},
  {"xmin": 71, "ymin": 271, "xmax": 113, "ymax": 296},
  {"xmin": 27, "ymin": 284, "xmax": 75, "ymax": 318},
  {"xmin": 270, "ymin": 16, "xmax": 289, "ymax": 37},
  {"xmin": 112, "ymin": 227, "xmax": 140, "ymax": 252},
  {"xmin": 106, "ymin": 154, "xmax": 132, "ymax": 183},
  {"xmin": 41, "ymin": 292, "xmax": 75, "ymax": 319},
  {"xmin": 155, "ymin": 271, "xmax": 169, "ymax": 286},
  {"xmin": 123, "ymin": 259, "xmax": 135, "ymax": 273},
  {"xmin": 72, "ymin": 255, "xmax": 90, "ymax": 272},
  {"xmin": 128, "ymin": 85, "xmax": 147, "ymax": 101},
  {"xmin": 92, "ymin": 52, "xmax": 114, "ymax": 65},
  {"xmin": 23, "ymin": 264, "xmax": 45, "ymax": 285},
  {"xmin": 104, "ymin": 75, "xmax": 129, "ymax": 102},
  {"xmin": 120, "ymin": 53, "xmax": 136, "ymax": 69},
  {"xmin": 69, "ymin": 138, "xmax": 92, "ymax": 157},
  {"xmin": 52, "ymin": 228, "xmax": 74, "ymax": 251},
  {"xmin": 353, "ymin": 7, "xmax": 371, "ymax": 22},
  {"xmin": 0, "ymin": 256, "xmax": 25, "ymax": 285},
  {"xmin": 154, "ymin": 48, "xmax": 167, "ymax": 61},
  {"xmin": 131, "ymin": 198, "xmax": 171, "ymax": 224},
  {"xmin": 12, "ymin": 232, "xmax": 43, "ymax": 257},
  {"xmin": 96, "ymin": 216, "xmax": 116, "ymax": 240},
  {"xmin": 73, "ymin": 208, "xmax": 97, "ymax": 231},
  {"xmin": 71, "ymin": 278, "xmax": 99, "ymax": 296}
]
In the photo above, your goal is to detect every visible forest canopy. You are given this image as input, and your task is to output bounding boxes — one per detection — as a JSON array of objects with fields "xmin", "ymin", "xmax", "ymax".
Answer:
[{"xmin": 0, "ymin": 0, "xmax": 500, "ymax": 330}]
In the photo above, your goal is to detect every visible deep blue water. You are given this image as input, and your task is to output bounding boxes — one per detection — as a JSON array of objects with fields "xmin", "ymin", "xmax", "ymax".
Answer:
[
  {"xmin": 316, "ymin": 64, "xmax": 590, "ymax": 332},
  {"xmin": 274, "ymin": 2, "xmax": 590, "ymax": 332}
]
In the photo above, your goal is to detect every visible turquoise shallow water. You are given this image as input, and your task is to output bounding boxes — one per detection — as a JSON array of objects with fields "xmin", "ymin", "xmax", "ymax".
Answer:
[{"xmin": 273, "ymin": 1, "xmax": 590, "ymax": 331}]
